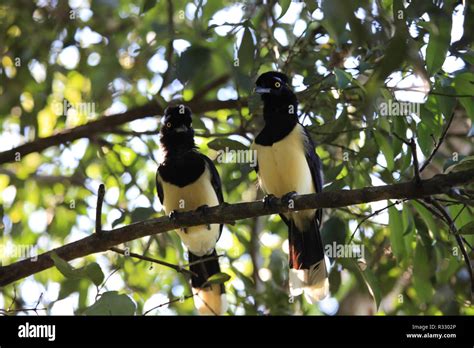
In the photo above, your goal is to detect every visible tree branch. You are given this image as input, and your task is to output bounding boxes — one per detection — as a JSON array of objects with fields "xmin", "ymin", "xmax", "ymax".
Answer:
[
  {"xmin": 0, "ymin": 99, "xmax": 247, "ymax": 165},
  {"xmin": 0, "ymin": 168, "xmax": 472, "ymax": 287}
]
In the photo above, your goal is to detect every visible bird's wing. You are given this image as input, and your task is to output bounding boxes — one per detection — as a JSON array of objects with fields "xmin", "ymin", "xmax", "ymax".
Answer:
[
  {"xmin": 156, "ymin": 167, "xmax": 165, "ymax": 205},
  {"xmin": 200, "ymin": 154, "xmax": 224, "ymax": 237},
  {"xmin": 302, "ymin": 125, "xmax": 324, "ymax": 224},
  {"xmin": 251, "ymin": 141, "xmax": 259, "ymax": 173},
  {"xmin": 201, "ymin": 154, "xmax": 224, "ymax": 204}
]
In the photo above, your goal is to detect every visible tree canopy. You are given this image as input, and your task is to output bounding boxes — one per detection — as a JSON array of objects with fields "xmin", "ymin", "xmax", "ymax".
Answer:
[{"xmin": 0, "ymin": 0, "xmax": 473, "ymax": 315}]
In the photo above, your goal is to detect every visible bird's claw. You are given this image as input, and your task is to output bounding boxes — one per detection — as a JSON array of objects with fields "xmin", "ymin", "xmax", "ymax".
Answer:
[
  {"xmin": 263, "ymin": 194, "xmax": 278, "ymax": 209},
  {"xmin": 282, "ymin": 191, "xmax": 298, "ymax": 206},
  {"xmin": 169, "ymin": 210, "xmax": 179, "ymax": 221},
  {"xmin": 196, "ymin": 204, "xmax": 211, "ymax": 230},
  {"xmin": 196, "ymin": 204, "xmax": 210, "ymax": 215},
  {"xmin": 169, "ymin": 210, "xmax": 188, "ymax": 233}
]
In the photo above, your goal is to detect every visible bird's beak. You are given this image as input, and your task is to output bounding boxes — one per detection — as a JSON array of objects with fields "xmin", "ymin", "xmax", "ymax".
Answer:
[
  {"xmin": 254, "ymin": 86, "xmax": 271, "ymax": 94},
  {"xmin": 174, "ymin": 125, "xmax": 188, "ymax": 133}
]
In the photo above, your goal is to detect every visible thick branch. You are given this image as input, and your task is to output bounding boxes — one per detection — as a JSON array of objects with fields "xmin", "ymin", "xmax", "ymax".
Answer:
[
  {"xmin": 0, "ymin": 99, "xmax": 247, "ymax": 165},
  {"xmin": 0, "ymin": 168, "xmax": 472, "ymax": 287}
]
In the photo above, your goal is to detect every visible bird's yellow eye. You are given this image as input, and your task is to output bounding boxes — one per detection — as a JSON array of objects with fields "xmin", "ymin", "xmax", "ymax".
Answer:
[
  {"xmin": 274, "ymin": 81, "xmax": 281, "ymax": 88},
  {"xmin": 166, "ymin": 122, "xmax": 172, "ymax": 128}
]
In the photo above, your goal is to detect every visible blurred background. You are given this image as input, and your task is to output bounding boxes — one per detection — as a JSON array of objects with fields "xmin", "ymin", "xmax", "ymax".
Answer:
[{"xmin": 0, "ymin": 0, "xmax": 473, "ymax": 315}]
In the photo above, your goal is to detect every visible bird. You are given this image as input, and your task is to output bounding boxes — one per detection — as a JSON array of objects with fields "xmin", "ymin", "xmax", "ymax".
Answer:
[
  {"xmin": 251, "ymin": 71, "xmax": 328, "ymax": 303},
  {"xmin": 156, "ymin": 105, "xmax": 227, "ymax": 315}
]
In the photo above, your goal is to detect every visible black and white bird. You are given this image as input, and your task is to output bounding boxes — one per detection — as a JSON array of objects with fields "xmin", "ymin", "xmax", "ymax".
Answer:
[
  {"xmin": 252, "ymin": 71, "xmax": 328, "ymax": 303},
  {"xmin": 156, "ymin": 105, "xmax": 226, "ymax": 315}
]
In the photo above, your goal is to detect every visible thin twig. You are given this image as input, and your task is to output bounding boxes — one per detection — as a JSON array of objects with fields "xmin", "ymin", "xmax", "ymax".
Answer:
[
  {"xmin": 392, "ymin": 132, "xmax": 421, "ymax": 183},
  {"xmin": 426, "ymin": 198, "xmax": 474, "ymax": 298},
  {"xmin": 184, "ymin": 253, "xmax": 224, "ymax": 268},
  {"xmin": 109, "ymin": 246, "xmax": 196, "ymax": 277},
  {"xmin": 143, "ymin": 294, "xmax": 194, "ymax": 315},
  {"xmin": 0, "ymin": 293, "xmax": 46, "ymax": 316},
  {"xmin": 420, "ymin": 112, "xmax": 455, "ymax": 172},
  {"xmin": 349, "ymin": 200, "xmax": 405, "ymax": 243},
  {"xmin": 409, "ymin": 138, "xmax": 421, "ymax": 184}
]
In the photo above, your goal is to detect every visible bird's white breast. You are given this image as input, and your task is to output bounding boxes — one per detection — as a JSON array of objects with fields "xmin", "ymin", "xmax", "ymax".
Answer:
[
  {"xmin": 253, "ymin": 124, "xmax": 316, "ymax": 197},
  {"xmin": 253, "ymin": 124, "xmax": 316, "ymax": 228},
  {"xmin": 157, "ymin": 166, "xmax": 220, "ymax": 256}
]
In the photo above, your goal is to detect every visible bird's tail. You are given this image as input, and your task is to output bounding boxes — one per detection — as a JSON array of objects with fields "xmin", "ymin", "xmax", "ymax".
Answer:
[
  {"xmin": 189, "ymin": 250, "xmax": 227, "ymax": 315},
  {"xmin": 287, "ymin": 214, "xmax": 329, "ymax": 303}
]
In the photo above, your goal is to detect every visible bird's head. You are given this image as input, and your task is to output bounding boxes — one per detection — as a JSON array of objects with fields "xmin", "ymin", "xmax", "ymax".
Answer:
[
  {"xmin": 160, "ymin": 105, "xmax": 195, "ymax": 151},
  {"xmin": 254, "ymin": 71, "xmax": 297, "ymax": 105},
  {"xmin": 254, "ymin": 71, "xmax": 298, "ymax": 122}
]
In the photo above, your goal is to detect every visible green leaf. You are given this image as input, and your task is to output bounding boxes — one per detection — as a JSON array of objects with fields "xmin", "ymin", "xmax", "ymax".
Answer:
[
  {"xmin": 85, "ymin": 263, "xmax": 105, "ymax": 286},
  {"xmin": 203, "ymin": 272, "xmax": 231, "ymax": 286},
  {"xmin": 402, "ymin": 204, "xmax": 414, "ymax": 236},
  {"xmin": 324, "ymin": 163, "xmax": 344, "ymax": 182},
  {"xmin": 131, "ymin": 207, "xmax": 154, "ymax": 223},
  {"xmin": 51, "ymin": 252, "xmax": 104, "ymax": 286},
  {"xmin": 362, "ymin": 268, "xmax": 382, "ymax": 310},
  {"xmin": 57, "ymin": 278, "xmax": 81, "ymax": 301},
  {"xmin": 112, "ymin": 211, "xmax": 126, "ymax": 228},
  {"xmin": 238, "ymin": 27, "xmax": 255, "ymax": 73},
  {"xmin": 207, "ymin": 138, "xmax": 247, "ymax": 151},
  {"xmin": 434, "ymin": 89, "xmax": 456, "ymax": 118},
  {"xmin": 339, "ymin": 259, "xmax": 381, "ymax": 309},
  {"xmin": 426, "ymin": 15, "xmax": 452, "ymax": 75},
  {"xmin": 83, "ymin": 291, "xmax": 136, "ymax": 315},
  {"xmin": 176, "ymin": 46, "xmax": 211, "ymax": 82},
  {"xmin": 417, "ymin": 121, "xmax": 434, "ymax": 157},
  {"xmin": 334, "ymin": 68, "xmax": 352, "ymax": 89},
  {"xmin": 374, "ymin": 131, "xmax": 394, "ymax": 170},
  {"xmin": 413, "ymin": 239, "xmax": 434, "ymax": 302},
  {"xmin": 445, "ymin": 155, "xmax": 474, "ymax": 173},
  {"xmin": 321, "ymin": 0, "xmax": 349, "ymax": 45},
  {"xmin": 141, "ymin": 0, "xmax": 156, "ymax": 14},
  {"xmin": 51, "ymin": 252, "xmax": 80, "ymax": 279},
  {"xmin": 388, "ymin": 204, "xmax": 405, "ymax": 260},
  {"xmin": 412, "ymin": 200, "xmax": 438, "ymax": 235},
  {"xmin": 454, "ymin": 72, "xmax": 474, "ymax": 95},
  {"xmin": 459, "ymin": 221, "xmax": 474, "ymax": 235},
  {"xmin": 323, "ymin": 178, "xmax": 346, "ymax": 192},
  {"xmin": 321, "ymin": 217, "xmax": 347, "ymax": 259},
  {"xmin": 277, "ymin": 0, "xmax": 292, "ymax": 19}
]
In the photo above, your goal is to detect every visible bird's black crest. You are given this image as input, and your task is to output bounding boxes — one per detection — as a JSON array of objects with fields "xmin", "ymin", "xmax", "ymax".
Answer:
[
  {"xmin": 256, "ymin": 71, "xmax": 290, "ymax": 86},
  {"xmin": 162, "ymin": 104, "xmax": 192, "ymax": 125}
]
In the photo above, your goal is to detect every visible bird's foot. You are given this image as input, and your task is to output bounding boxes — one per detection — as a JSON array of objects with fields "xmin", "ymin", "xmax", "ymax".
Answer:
[
  {"xmin": 169, "ymin": 210, "xmax": 179, "ymax": 221},
  {"xmin": 169, "ymin": 210, "xmax": 187, "ymax": 233},
  {"xmin": 196, "ymin": 204, "xmax": 209, "ymax": 215},
  {"xmin": 282, "ymin": 191, "xmax": 298, "ymax": 208},
  {"xmin": 263, "ymin": 194, "xmax": 278, "ymax": 209},
  {"xmin": 196, "ymin": 204, "xmax": 211, "ymax": 230}
]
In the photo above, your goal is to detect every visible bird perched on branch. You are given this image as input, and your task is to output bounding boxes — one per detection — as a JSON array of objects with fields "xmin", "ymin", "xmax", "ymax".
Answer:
[
  {"xmin": 156, "ymin": 105, "xmax": 227, "ymax": 315},
  {"xmin": 252, "ymin": 71, "xmax": 328, "ymax": 303}
]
